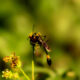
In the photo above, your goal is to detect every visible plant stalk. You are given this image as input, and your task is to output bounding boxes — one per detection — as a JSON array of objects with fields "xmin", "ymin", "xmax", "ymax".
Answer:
[
  {"xmin": 32, "ymin": 60, "xmax": 34, "ymax": 80},
  {"xmin": 20, "ymin": 67, "xmax": 30, "ymax": 80}
]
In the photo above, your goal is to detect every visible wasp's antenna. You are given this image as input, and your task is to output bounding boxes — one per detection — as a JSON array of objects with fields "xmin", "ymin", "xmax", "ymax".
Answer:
[
  {"xmin": 32, "ymin": 24, "xmax": 35, "ymax": 33},
  {"xmin": 32, "ymin": 24, "xmax": 38, "ymax": 33}
]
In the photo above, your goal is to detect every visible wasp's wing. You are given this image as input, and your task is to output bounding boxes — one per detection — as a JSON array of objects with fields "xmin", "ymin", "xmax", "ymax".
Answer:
[
  {"xmin": 38, "ymin": 36, "xmax": 51, "ymax": 53},
  {"xmin": 34, "ymin": 44, "xmax": 43, "ymax": 57},
  {"xmin": 42, "ymin": 35, "xmax": 49, "ymax": 42}
]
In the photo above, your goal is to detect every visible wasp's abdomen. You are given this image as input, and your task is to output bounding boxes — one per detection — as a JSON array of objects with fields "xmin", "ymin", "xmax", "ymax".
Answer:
[{"xmin": 46, "ymin": 55, "xmax": 51, "ymax": 66}]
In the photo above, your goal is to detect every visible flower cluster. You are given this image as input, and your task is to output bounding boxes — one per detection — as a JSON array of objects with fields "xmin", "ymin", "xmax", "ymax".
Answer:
[
  {"xmin": 2, "ymin": 53, "xmax": 21, "ymax": 79},
  {"xmin": 2, "ymin": 52, "xmax": 30, "ymax": 80},
  {"xmin": 3, "ymin": 53, "xmax": 21, "ymax": 69},
  {"xmin": 2, "ymin": 69, "xmax": 12, "ymax": 79},
  {"xmin": 2, "ymin": 69, "xmax": 19, "ymax": 79}
]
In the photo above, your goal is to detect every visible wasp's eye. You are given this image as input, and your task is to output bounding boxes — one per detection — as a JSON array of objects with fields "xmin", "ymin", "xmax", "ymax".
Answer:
[
  {"xmin": 29, "ymin": 32, "xmax": 33, "ymax": 38},
  {"xmin": 29, "ymin": 35, "xmax": 32, "ymax": 38}
]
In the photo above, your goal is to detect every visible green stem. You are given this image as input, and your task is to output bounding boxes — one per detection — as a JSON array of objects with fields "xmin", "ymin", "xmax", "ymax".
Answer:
[
  {"xmin": 20, "ymin": 67, "xmax": 30, "ymax": 80},
  {"xmin": 32, "ymin": 60, "xmax": 34, "ymax": 80}
]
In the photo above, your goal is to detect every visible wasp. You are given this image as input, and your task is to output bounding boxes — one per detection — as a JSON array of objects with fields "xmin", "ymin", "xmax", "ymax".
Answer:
[{"xmin": 29, "ymin": 32, "xmax": 52, "ymax": 66}]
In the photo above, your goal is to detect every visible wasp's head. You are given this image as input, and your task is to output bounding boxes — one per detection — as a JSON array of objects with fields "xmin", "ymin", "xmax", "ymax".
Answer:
[
  {"xmin": 29, "ymin": 32, "xmax": 37, "ymax": 43},
  {"xmin": 29, "ymin": 32, "xmax": 33, "ymax": 38},
  {"xmin": 29, "ymin": 32, "xmax": 36, "ymax": 39},
  {"xmin": 29, "ymin": 32, "xmax": 41, "ymax": 39}
]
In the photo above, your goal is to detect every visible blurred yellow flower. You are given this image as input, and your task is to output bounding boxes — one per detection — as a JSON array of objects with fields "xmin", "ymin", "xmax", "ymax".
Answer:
[
  {"xmin": 3, "ymin": 52, "xmax": 22, "ymax": 69},
  {"xmin": 10, "ymin": 53, "xmax": 21, "ymax": 68},
  {"xmin": 13, "ymin": 72, "xmax": 19, "ymax": 79},
  {"xmin": 3, "ymin": 56, "xmax": 11, "ymax": 63},
  {"xmin": 67, "ymin": 71, "xmax": 75, "ymax": 78},
  {"xmin": 2, "ymin": 69, "xmax": 12, "ymax": 79},
  {"xmin": 2, "ymin": 53, "xmax": 30, "ymax": 80}
]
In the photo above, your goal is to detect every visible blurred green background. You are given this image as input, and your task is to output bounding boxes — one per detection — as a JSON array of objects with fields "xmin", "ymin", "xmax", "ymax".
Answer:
[{"xmin": 0, "ymin": 0, "xmax": 80, "ymax": 80}]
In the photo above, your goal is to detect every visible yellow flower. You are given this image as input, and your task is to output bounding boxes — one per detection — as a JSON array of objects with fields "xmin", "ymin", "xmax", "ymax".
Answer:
[
  {"xmin": 13, "ymin": 72, "xmax": 19, "ymax": 79},
  {"xmin": 10, "ymin": 53, "xmax": 21, "ymax": 68},
  {"xmin": 2, "ymin": 53, "xmax": 30, "ymax": 80},
  {"xmin": 3, "ymin": 56, "xmax": 11, "ymax": 63},
  {"xmin": 67, "ymin": 71, "xmax": 75, "ymax": 77},
  {"xmin": 2, "ymin": 69, "xmax": 12, "ymax": 79},
  {"xmin": 3, "ymin": 53, "xmax": 22, "ymax": 69},
  {"xmin": 2, "ymin": 69, "xmax": 20, "ymax": 79}
]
